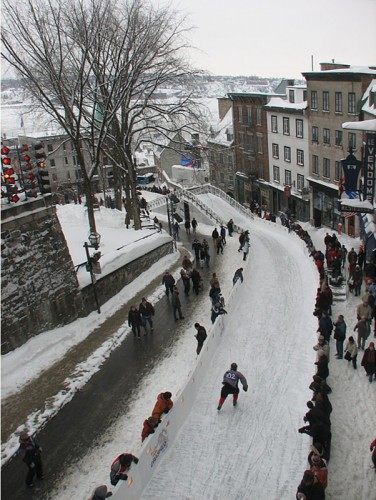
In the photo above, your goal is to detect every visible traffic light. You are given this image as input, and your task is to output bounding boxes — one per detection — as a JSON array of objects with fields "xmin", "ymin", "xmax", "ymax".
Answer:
[
  {"xmin": 34, "ymin": 142, "xmax": 46, "ymax": 166},
  {"xmin": 37, "ymin": 170, "xmax": 51, "ymax": 194}
]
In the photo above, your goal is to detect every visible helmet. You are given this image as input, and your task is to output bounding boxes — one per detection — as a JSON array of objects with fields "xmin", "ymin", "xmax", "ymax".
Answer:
[{"xmin": 231, "ymin": 363, "xmax": 238, "ymax": 371}]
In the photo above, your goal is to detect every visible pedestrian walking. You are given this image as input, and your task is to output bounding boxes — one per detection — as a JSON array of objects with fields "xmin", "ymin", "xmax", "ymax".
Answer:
[
  {"xmin": 184, "ymin": 219, "xmax": 191, "ymax": 235},
  {"xmin": 110, "ymin": 453, "xmax": 139, "ymax": 486},
  {"xmin": 18, "ymin": 431, "xmax": 43, "ymax": 488},
  {"xmin": 181, "ymin": 269, "xmax": 191, "ymax": 295},
  {"xmin": 242, "ymin": 238, "xmax": 250, "ymax": 261},
  {"xmin": 139, "ymin": 297, "xmax": 155, "ymax": 334},
  {"xmin": 191, "ymin": 218, "xmax": 198, "ymax": 233},
  {"xmin": 171, "ymin": 286, "xmax": 184, "ymax": 320},
  {"xmin": 212, "ymin": 228, "xmax": 219, "ymax": 246},
  {"xmin": 173, "ymin": 221, "xmax": 180, "ymax": 239},
  {"xmin": 192, "ymin": 239, "xmax": 202, "ymax": 263},
  {"xmin": 227, "ymin": 219, "xmax": 234, "ymax": 237},
  {"xmin": 191, "ymin": 268, "xmax": 202, "ymax": 295},
  {"xmin": 162, "ymin": 271, "xmax": 175, "ymax": 296},
  {"xmin": 344, "ymin": 336, "xmax": 358, "ymax": 369},
  {"xmin": 182, "ymin": 255, "xmax": 193, "ymax": 271},
  {"xmin": 141, "ymin": 416, "xmax": 159, "ymax": 442},
  {"xmin": 216, "ymin": 237, "xmax": 224, "ymax": 255},
  {"xmin": 91, "ymin": 485, "xmax": 113, "ymax": 500},
  {"xmin": 217, "ymin": 362, "xmax": 248, "ymax": 410},
  {"xmin": 128, "ymin": 305, "xmax": 143, "ymax": 338},
  {"xmin": 354, "ymin": 316, "xmax": 370, "ymax": 350},
  {"xmin": 233, "ymin": 268, "xmax": 244, "ymax": 285},
  {"xmin": 361, "ymin": 342, "xmax": 376, "ymax": 382},
  {"xmin": 238, "ymin": 231, "xmax": 245, "ymax": 251},
  {"xmin": 333, "ymin": 314, "xmax": 346, "ymax": 359},
  {"xmin": 194, "ymin": 323, "xmax": 207, "ymax": 355},
  {"xmin": 220, "ymin": 226, "xmax": 226, "ymax": 245},
  {"xmin": 152, "ymin": 391, "xmax": 173, "ymax": 420}
]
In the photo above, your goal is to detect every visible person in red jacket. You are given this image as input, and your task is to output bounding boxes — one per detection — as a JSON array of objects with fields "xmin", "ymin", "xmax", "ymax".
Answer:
[
  {"xmin": 141, "ymin": 416, "xmax": 159, "ymax": 442},
  {"xmin": 370, "ymin": 438, "xmax": 376, "ymax": 469},
  {"xmin": 18, "ymin": 431, "xmax": 43, "ymax": 488},
  {"xmin": 151, "ymin": 392, "xmax": 173, "ymax": 420},
  {"xmin": 110, "ymin": 453, "xmax": 139, "ymax": 486}
]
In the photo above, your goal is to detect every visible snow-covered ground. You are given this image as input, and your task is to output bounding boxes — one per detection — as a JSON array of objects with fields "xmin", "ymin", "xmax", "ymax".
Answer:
[{"xmin": 2, "ymin": 193, "xmax": 375, "ymax": 499}]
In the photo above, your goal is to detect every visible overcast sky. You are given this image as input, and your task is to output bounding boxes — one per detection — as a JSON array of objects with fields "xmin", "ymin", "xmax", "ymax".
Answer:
[{"xmin": 159, "ymin": 0, "xmax": 376, "ymax": 78}]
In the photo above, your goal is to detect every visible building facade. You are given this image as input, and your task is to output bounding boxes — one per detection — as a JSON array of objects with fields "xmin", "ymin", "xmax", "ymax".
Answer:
[
  {"xmin": 265, "ymin": 85, "xmax": 310, "ymax": 220},
  {"xmin": 302, "ymin": 63, "xmax": 376, "ymax": 234}
]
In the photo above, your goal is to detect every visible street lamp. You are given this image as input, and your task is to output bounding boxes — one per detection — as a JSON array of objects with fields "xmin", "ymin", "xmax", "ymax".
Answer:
[{"xmin": 84, "ymin": 231, "xmax": 102, "ymax": 313}]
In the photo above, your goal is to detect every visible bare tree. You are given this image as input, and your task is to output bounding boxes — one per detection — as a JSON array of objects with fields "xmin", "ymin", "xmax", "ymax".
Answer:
[{"xmin": 1, "ymin": 0, "xmax": 206, "ymax": 231}]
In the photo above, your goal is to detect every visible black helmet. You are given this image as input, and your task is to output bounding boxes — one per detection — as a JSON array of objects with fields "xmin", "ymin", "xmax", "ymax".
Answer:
[{"xmin": 231, "ymin": 363, "xmax": 238, "ymax": 371}]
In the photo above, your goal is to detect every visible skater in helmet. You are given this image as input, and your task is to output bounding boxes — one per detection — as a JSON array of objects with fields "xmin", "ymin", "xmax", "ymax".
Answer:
[{"xmin": 217, "ymin": 363, "xmax": 248, "ymax": 410}]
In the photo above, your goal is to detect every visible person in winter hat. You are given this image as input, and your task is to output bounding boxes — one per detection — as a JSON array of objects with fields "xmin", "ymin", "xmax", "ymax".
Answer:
[
  {"xmin": 152, "ymin": 392, "xmax": 173, "ymax": 420},
  {"xmin": 162, "ymin": 271, "xmax": 175, "ymax": 296},
  {"xmin": 233, "ymin": 268, "xmax": 244, "ymax": 286},
  {"xmin": 128, "ymin": 305, "xmax": 143, "ymax": 339},
  {"xmin": 344, "ymin": 336, "xmax": 358, "ymax": 369},
  {"xmin": 333, "ymin": 314, "xmax": 346, "ymax": 359},
  {"xmin": 110, "ymin": 453, "xmax": 139, "ymax": 486},
  {"xmin": 141, "ymin": 416, "xmax": 159, "ymax": 442},
  {"xmin": 354, "ymin": 316, "xmax": 370, "ymax": 350},
  {"xmin": 139, "ymin": 298, "xmax": 155, "ymax": 334},
  {"xmin": 194, "ymin": 323, "xmax": 207, "ymax": 355},
  {"xmin": 310, "ymin": 454, "xmax": 328, "ymax": 489},
  {"xmin": 296, "ymin": 470, "xmax": 325, "ymax": 500},
  {"xmin": 91, "ymin": 485, "xmax": 113, "ymax": 499},
  {"xmin": 361, "ymin": 342, "xmax": 376, "ymax": 382},
  {"xmin": 217, "ymin": 363, "xmax": 248, "ymax": 410},
  {"xmin": 171, "ymin": 286, "xmax": 184, "ymax": 321},
  {"xmin": 18, "ymin": 431, "xmax": 43, "ymax": 488}
]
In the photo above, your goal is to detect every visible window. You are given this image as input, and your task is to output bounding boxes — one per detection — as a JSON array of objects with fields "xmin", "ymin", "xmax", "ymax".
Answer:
[
  {"xmin": 64, "ymin": 156, "xmax": 69, "ymax": 165},
  {"xmin": 348, "ymin": 93, "xmax": 356, "ymax": 113},
  {"xmin": 220, "ymin": 173, "xmax": 225, "ymax": 184},
  {"xmin": 273, "ymin": 165, "xmax": 280, "ymax": 183},
  {"xmin": 256, "ymin": 107, "xmax": 262, "ymax": 126},
  {"xmin": 284, "ymin": 146, "xmax": 291, "ymax": 162},
  {"xmin": 335, "ymin": 92, "xmax": 342, "ymax": 113},
  {"xmin": 228, "ymin": 155, "xmax": 233, "ymax": 169},
  {"xmin": 285, "ymin": 170, "xmax": 292, "ymax": 186},
  {"xmin": 52, "ymin": 172, "xmax": 58, "ymax": 181},
  {"xmin": 297, "ymin": 149, "xmax": 304, "ymax": 166},
  {"xmin": 63, "ymin": 143, "xmax": 67, "ymax": 151},
  {"xmin": 257, "ymin": 135, "xmax": 263, "ymax": 154},
  {"xmin": 335, "ymin": 161, "xmax": 341, "ymax": 182},
  {"xmin": 323, "ymin": 91, "xmax": 329, "ymax": 111},
  {"xmin": 67, "ymin": 170, "xmax": 71, "ymax": 180},
  {"xmin": 246, "ymin": 106, "xmax": 252, "ymax": 124},
  {"xmin": 239, "ymin": 132, "xmax": 245, "ymax": 146},
  {"xmin": 348, "ymin": 132, "xmax": 356, "ymax": 150},
  {"xmin": 271, "ymin": 115, "xmax": 278, "ymax": 133},
  {"xmin": 229, "ymin": 175, "xmax": 234, "ymax": 183},
  {"xmin": 238, "ymin": 105, "xmax": 243, "ymax": 123},
  {"xmin": 335, "ymin": 130, "xmax": 343, "ymax": 147},
  {"xmin": 246, "ymin": 133, "xmax": 254, "ymax": 152},
  {"xmin": 323, "ymin": 158, "xmax": 330, "ymax": 178},
  {"xmin": 303, "ymin": 90, "xmax": 307, "ymax": 101},
  {"xmin": 72, "ymin": 156, "xmax": 77, "ymax": 165},
  {"xmin": 297, "ymin": 174, "xmax": 304, "ymax": 191},
  {"xmin": 296, "ymin": 119, "xmax": 303, "ymax": 138},
  {"xmin": 289, "ymin": 90, "xmax": 295, "ymax": 103},
  {"xmin": 47, "ymin": 144, "xmax": 53, "ymax": 152},
  {"xmin": 272, "ymin": 143, "xmax": 279, "ymax": 158},
  {"xmin": 210, "ymin": 151, "xmax": 215, "ymax": 162},
  {"xmin": 312, "ymin": 155, "xmax": 319, "ymax": 175},
  {"xmin": 219, "ymin": 152, "xmax": 224, "ymax": 164},
  {"xmin": 311, "ymin": 90, "xmax": 318, "ymax": 110},
  {"xmin": 283, "ymin": 117, "xmax": 290, "ymax": 135},
  {"xmin": 211, "ymin": 170, "xmax": 216, "ymax": 181},
  {"xmin": 50, "ymin": 159, "xmax": 56, "ymax": 167},
  {"xmin": 312, "ymin": 126, "xmax": 319, "ymax": 142},
  {"xmin": 323, "ymin": 128, "xmax": 330, "ymax": 145},
  {"xmin": 258, "ymin": 161, "xmax": 264, "ymax": 178}
]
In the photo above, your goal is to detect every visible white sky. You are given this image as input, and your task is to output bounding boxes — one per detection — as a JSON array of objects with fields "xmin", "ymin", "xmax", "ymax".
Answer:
[
  {"xmin": 2, "ymin": 191, "xmax": 375, "ymax": 499},
  {"xmin": 156, "ymin": 0, "xmax": 376, "ymax": 78}
]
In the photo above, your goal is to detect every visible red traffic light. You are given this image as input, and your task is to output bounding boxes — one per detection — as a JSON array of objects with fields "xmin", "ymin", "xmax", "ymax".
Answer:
[
  {"xmin": 4, "ymin": 168, "xmax": 15, "ymax": 178},
  {"xmin": 22, "ymin": 144, "xmax": 29, "ymax": 151},
  {"xmin": 2, "ymin": 157, "xmax": 11, "ymax": 165},
  {"xmin": 1, "ymin": 146, "xmax": 10, "ymax": 155},
  {"xmin": 11, "ymin": 194, "xmax": 20, "ymax": 202},
  {"xmin": 27, "ymin": 173, "xmax": 35, "ymax": 180},
  {"xmin": 7, "ymin": 177, "xmax": 16, "ymax": 184},
  {"xmin": 24, "ymin": 154, "xmax": 31, "ymax": 162}
]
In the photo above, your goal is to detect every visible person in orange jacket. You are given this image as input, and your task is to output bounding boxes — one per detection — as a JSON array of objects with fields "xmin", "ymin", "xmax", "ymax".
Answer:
[
  {"xmin": 141, "ymin": 416, "xmax": 159, "ymax": 442},
  {"xmin": 151, "ymin": 392, "xmax": 173, "ymax": 420}
]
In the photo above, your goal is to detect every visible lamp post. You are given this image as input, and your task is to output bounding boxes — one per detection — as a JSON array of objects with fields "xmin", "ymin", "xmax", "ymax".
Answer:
[{"xmin": 84, "ymin": 231, "xmax": 101, "ymax": 313}]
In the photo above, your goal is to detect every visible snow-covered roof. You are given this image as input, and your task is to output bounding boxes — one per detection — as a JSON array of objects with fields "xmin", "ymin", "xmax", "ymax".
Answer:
[
  {"xmin": 303, "ymin": 66, "xmax": 376, "ymax": 76},
  {"xmin": 360, "ymin": 79, "xmax": 376, "ymax": 117},
  {"xmin": 342, "ymin": 119, "xmax": 376, "ymax": 132},
  {"xmin": 265, "ymin": 97, "xmax": 307, "ymax": 111},
  {"xmin": 339, "ymin": 198, "xmax": 374, "ymax": 210},
  {"xmin": 307, "ymin": 176, "xmax": 338, "ymax": 191},
  {"xmin": 207, "ymin": 107, "xmax": 233, "ymax": 147}
]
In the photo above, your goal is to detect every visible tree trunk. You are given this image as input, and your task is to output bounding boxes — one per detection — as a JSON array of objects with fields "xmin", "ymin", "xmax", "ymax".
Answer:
[{"xmin": 82, "ymin": 175, "xmax": 97, "ymax": 236}]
